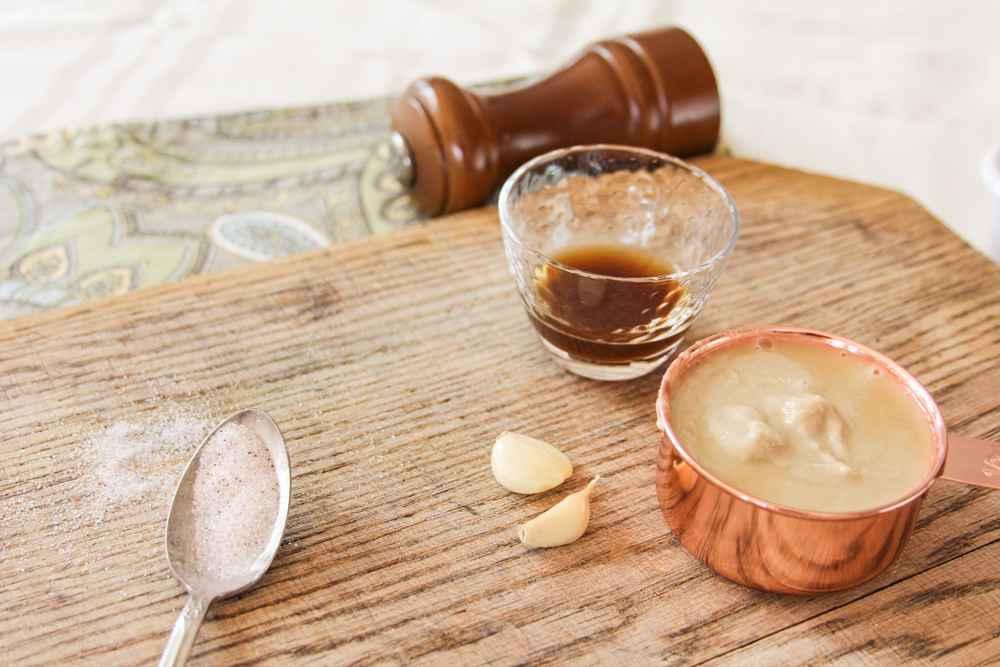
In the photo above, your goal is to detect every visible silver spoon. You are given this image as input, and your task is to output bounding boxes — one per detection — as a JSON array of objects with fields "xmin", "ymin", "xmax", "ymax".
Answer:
[{"xmin": 158, "ymin": 409, "xmax": 291, "ymax": 667}]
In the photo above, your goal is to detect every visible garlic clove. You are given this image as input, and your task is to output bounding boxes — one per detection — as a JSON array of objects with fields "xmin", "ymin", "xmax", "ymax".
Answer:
[
  {"xmin": 518, "ymin": 476, "xmax": 599, "ymax": 548},
  {"xmin": 491, "ymin": 431, "xmax": 573, "ymax": 494}
]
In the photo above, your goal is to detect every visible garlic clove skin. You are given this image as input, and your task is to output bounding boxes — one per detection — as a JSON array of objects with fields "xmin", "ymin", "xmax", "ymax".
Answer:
[
  {"xmin": 518, "ymin": 476, "xmax": 599, "ymax": 548},
  {"xmin": 491, "ymin": 431, "xmax": 573, "ymax": 494}
]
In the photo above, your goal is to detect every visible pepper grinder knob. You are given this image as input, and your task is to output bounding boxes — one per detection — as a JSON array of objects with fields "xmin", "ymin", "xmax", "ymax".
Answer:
[{"xmin": 389, "ymin": 26, "xmax": 720, "ymax": 217}]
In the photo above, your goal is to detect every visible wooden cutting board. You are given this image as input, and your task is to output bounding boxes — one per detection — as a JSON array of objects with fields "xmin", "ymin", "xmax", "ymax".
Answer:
[{"xmin": 3, "ymin": 156, "xmax": 1000, "ymax": 666}]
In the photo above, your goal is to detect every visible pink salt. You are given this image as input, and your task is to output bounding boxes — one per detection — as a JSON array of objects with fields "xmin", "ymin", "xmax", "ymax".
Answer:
[{"xmin": 189, "ymin": 421, "xmax": 280, "ymax": 581}]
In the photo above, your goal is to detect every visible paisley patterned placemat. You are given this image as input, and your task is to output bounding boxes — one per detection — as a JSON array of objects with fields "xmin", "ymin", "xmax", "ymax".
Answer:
[{"xmin": 0, "ymin": 97, "xmax": 422, "ymax": 321}]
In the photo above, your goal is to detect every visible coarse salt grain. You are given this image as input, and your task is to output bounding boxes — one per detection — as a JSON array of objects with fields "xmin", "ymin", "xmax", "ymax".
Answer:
[{"xmin": 188, "ymin": 421, "xmax": 281, "ymax": 581}]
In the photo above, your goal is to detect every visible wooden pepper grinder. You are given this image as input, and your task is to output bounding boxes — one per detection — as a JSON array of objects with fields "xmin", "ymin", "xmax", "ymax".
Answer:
[{"xmin": 388, "ymin": 26, "xmax": 720, "ymax": 217}]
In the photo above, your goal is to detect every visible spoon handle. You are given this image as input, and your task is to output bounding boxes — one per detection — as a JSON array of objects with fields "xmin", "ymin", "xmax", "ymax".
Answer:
[
  {"xmin": 158, "ymin": 594, "xmax": 212, "ymax": 667},
  {"xmin": 941, "ymin": 434, "xmax": 1000, "ymax": 490}
]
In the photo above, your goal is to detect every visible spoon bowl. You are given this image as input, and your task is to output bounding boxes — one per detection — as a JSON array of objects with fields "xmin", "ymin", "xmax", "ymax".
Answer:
[{"xmin": 159, "ymin": 409, "xmax": 290, "ymax": 666}]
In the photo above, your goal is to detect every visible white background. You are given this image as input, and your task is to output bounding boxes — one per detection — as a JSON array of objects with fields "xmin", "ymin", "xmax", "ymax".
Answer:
[{"xmin": 2, "ymin": 0, "xmax": 998, "ymax": 260}]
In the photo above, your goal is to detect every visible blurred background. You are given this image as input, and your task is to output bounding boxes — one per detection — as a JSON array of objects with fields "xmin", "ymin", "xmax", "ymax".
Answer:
[{"xmin": 2, "ymin": 0, "xmax": 999, "ymax": 260}]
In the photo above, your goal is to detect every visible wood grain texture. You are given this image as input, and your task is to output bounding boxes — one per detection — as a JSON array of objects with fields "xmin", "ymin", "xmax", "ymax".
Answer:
[{"xmin": 2, "ymin": 156, "xmax": 999, "ymax": 666}]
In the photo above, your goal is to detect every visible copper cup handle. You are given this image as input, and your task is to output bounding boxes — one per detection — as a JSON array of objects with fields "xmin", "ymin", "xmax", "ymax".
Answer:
[{"xmin": 941, "ymin": 434, "xmax": 1000, "ymax": 490}]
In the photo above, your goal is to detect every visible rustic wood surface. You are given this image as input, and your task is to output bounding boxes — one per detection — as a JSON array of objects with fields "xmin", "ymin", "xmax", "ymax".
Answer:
[{"xmin": 2, "ymin": 156, "xmax": 1000, "ymax": 666}]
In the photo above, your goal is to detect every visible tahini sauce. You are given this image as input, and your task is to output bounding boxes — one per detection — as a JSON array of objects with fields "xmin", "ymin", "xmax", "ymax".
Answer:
[{"xmin": 670, "ymin": 336, "xmax": 934, "ymax": 512}]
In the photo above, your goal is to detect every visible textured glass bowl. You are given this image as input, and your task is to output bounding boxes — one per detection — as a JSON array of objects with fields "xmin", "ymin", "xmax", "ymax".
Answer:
[{"xmin": 499, "ymin": 145, "xmax": 739, "ymax": 380}]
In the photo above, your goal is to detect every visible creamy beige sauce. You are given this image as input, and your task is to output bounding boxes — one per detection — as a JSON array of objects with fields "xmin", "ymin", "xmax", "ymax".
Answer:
[{"xmin": 670, "ymin": 336, "xmax": 934, "ymax": 512}]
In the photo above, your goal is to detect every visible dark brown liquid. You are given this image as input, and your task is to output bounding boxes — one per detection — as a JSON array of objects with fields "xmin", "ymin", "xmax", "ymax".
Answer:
[{"xmin": 529, "ymin": 244, "xmax": 687, "ymax": 363}]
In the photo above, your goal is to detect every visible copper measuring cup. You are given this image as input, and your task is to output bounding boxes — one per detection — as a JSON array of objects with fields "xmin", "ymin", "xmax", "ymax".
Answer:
[{"xmin": 655, "ymin": 326, "xmax": 1000, "ymax": 595}]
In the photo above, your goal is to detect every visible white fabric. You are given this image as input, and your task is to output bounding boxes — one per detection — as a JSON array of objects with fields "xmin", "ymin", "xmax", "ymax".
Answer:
[{"xmin": 2, "ymin": 0, "xmax": 998, "ymax": 259}]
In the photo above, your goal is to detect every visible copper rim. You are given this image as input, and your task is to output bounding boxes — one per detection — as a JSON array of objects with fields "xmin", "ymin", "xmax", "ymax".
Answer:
[{"xmin": 657, "ymin": 325, "xmax": 949, "ymax": 520}]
